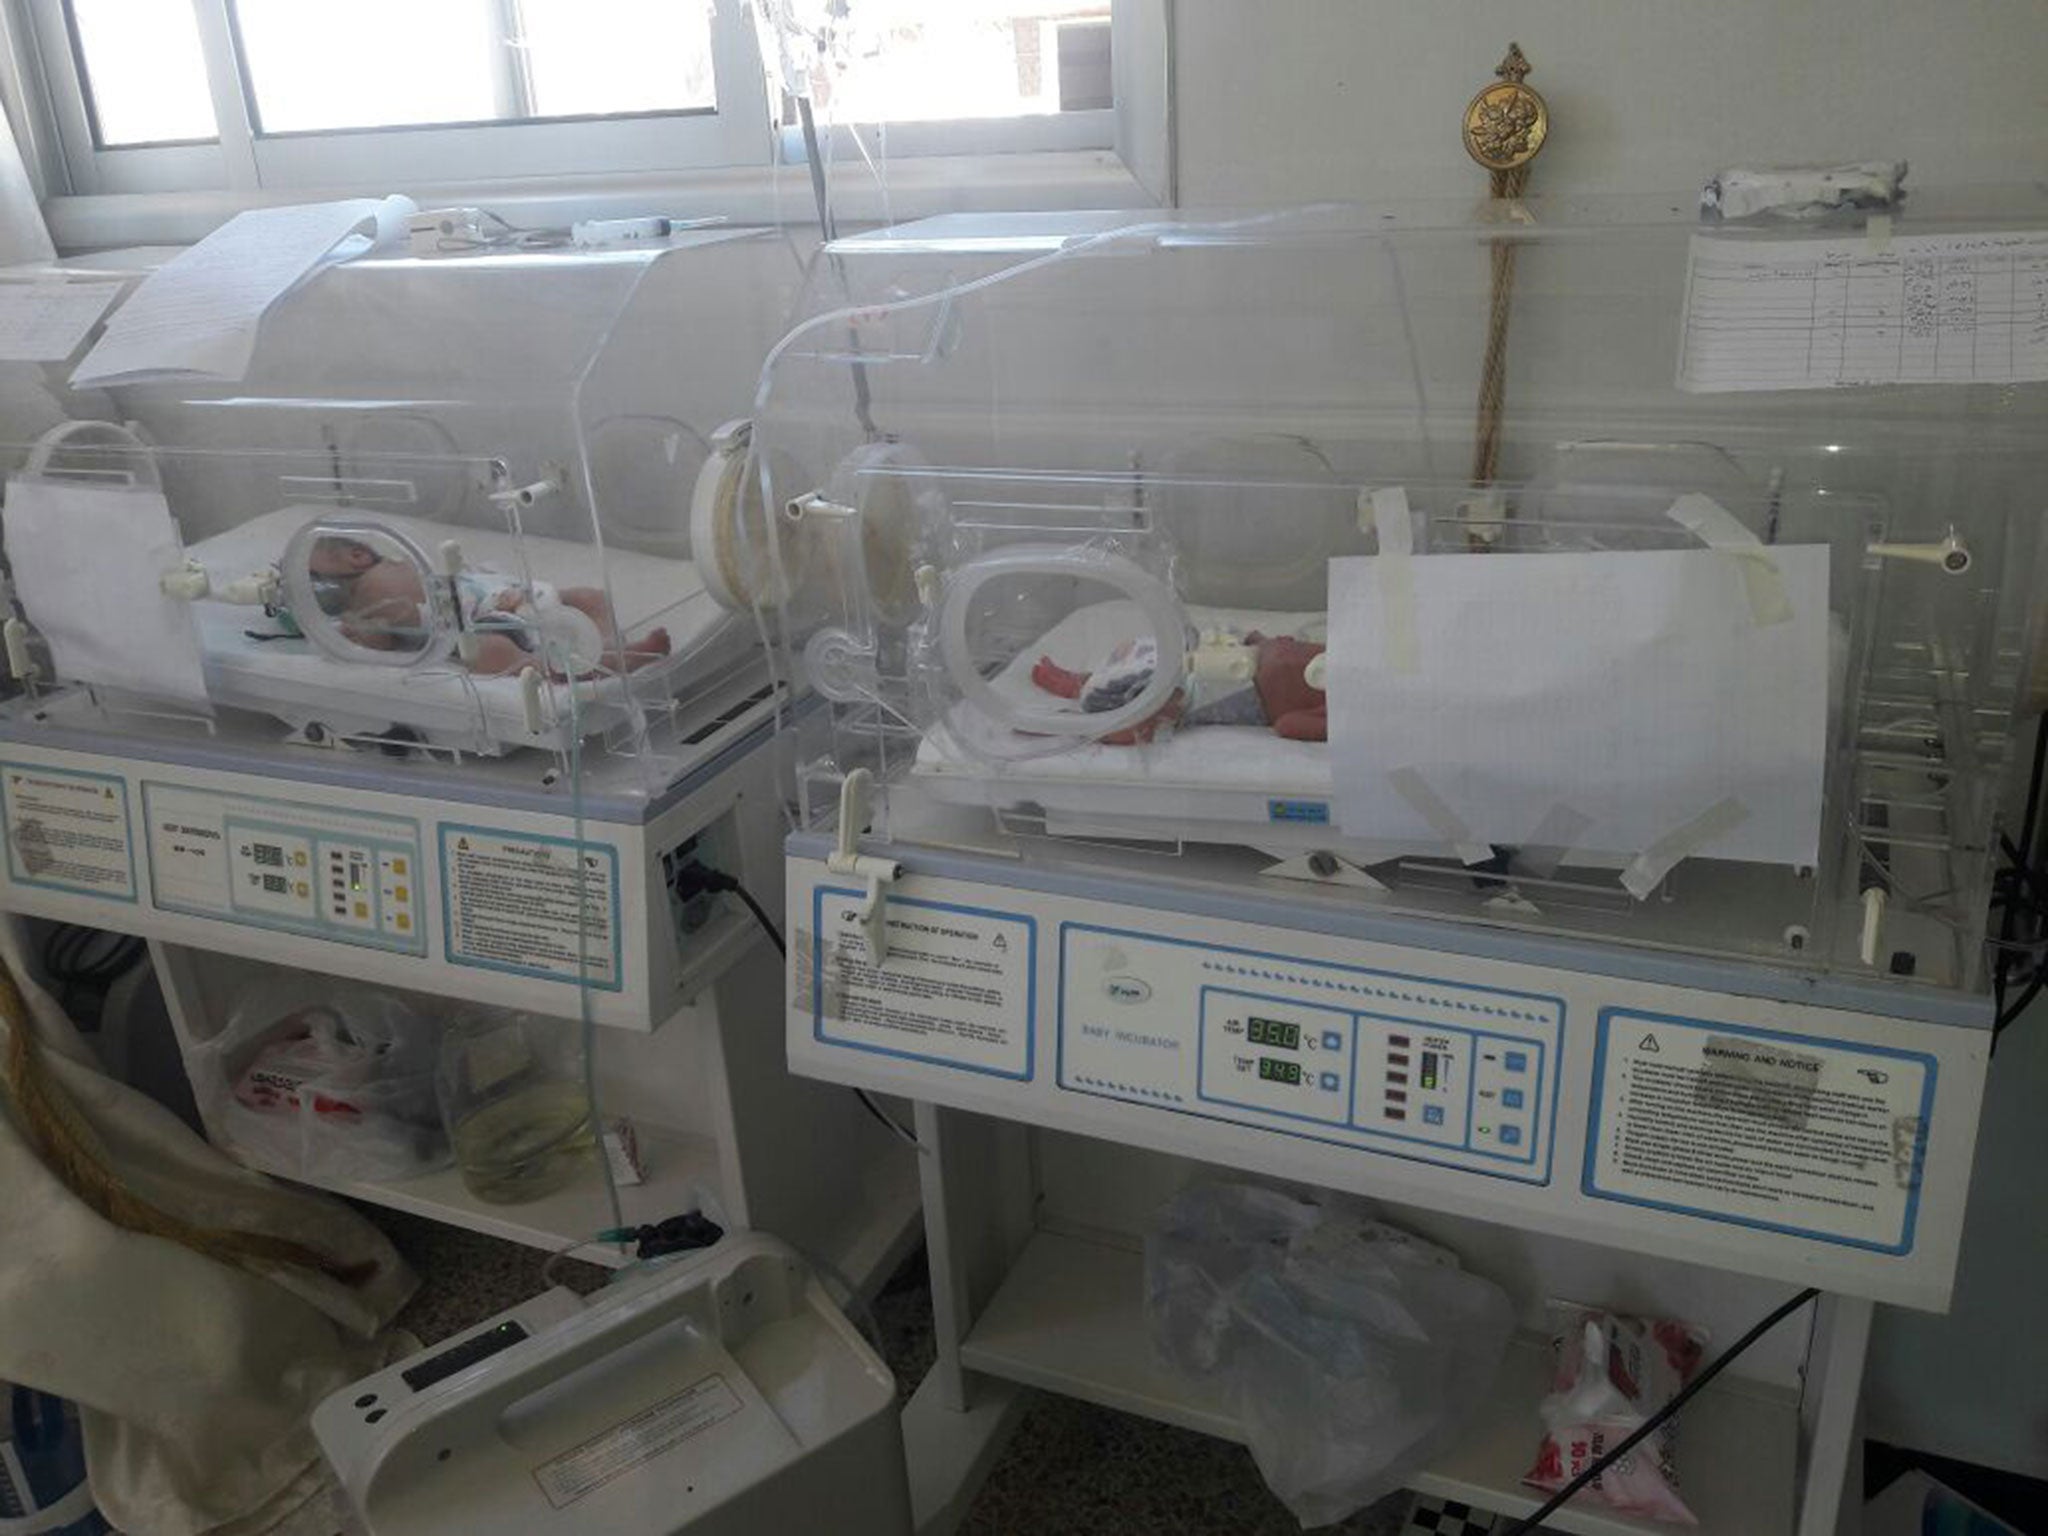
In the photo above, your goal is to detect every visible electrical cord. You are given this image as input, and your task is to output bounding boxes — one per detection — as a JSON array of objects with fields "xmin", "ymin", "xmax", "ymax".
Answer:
[
  {"xmin": 39, "ymin": 923, "xmax": 146, "ymax": 1016},
  {"xmin": 1500, "ymin": 1287, "xmax": 1821, "ymax": 1536},
  {"xmin": 694, "ymin": 866, "xmax": 923, "ymax": 1152},
  {"xmin": 1992, "ymin": 713, "xmax": 2048, "ymax": 1049}
]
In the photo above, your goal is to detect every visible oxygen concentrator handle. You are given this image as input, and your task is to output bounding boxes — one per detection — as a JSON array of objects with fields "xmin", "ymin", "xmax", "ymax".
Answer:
[{"xmin": 351, "ymin": 1238, "xmax": 826, "ymax": 1500}]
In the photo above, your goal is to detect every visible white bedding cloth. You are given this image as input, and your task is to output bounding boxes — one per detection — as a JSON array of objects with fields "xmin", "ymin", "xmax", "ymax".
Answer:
[
  {"xmin": 914, "ymin": 597, "xmax": 1841, "ymax": 868},
  {"xmin": 916, "ymin": 601, "xmax": 1331, "ymax": 793},
  {"xmin": 189, "ymin": 506, "xmax": 727, "ymax": 749}
]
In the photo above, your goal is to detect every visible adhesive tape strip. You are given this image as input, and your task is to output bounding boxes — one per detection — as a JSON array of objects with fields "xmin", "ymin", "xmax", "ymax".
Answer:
[
  {"xmin": 1371, "ymin": 486, "xmax": 1419, "ymax": 674},
  {"xmin": 1865, "ymin": 211, "xmax": 1893, "ymax": 254},
  {"xmin": 1665, "ymin": 493, "xmax": 1792, "ymax": 625},
  {"xmin": 1516, "ymin": 802, "xmax": 1595, "ymax": 880},
  {"xmin": 1620, "ymin": 795, "xmax": 1751, "ymax": 900},
  {"xmin": 1388, "ymin": 766, "xmax": 1494, "ymax": 866}
]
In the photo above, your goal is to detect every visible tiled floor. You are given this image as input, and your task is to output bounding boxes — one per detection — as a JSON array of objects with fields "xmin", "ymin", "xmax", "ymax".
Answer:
[{"xmin": 372, "ymin": 1210, "xmax": 1412, "ymax": 1534}]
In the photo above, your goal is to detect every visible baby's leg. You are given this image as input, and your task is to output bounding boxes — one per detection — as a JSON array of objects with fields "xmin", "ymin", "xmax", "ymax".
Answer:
[
  {"xmin": 557, "ymin": 587, "xmax": 670, "ymax": 671},
  {"xmin": 466, "ymin": 632, "xmax": 531, "ymax": 676}
]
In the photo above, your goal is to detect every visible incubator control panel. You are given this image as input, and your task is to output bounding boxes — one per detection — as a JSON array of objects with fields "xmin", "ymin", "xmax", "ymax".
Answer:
[
  {"xmin": 1060, "ymin": 923, "xmax": 1558, "ymax": 1183},
  {"xmin": 145, "ymin": 783, "xmax": 426, "ymax": 956}
]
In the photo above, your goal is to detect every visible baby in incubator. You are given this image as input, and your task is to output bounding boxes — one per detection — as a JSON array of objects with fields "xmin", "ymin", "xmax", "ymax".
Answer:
[
  {"xmin": 307, "ymin": 536, "xmax": 671, "ymax": 678},
  {"xmin": 1031, "ymin": 630, "xmax": 1327, "ymax": 744}
]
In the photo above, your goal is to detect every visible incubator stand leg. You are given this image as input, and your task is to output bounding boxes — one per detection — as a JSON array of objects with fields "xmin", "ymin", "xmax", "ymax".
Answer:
[
  {"xmin": 1797, "ymin": 1293, "xmax": 1874, "ymax": 1536},
  {"xmin": 904, "ymin": 1102, "xmax": 1034, "ymax": 1536}
]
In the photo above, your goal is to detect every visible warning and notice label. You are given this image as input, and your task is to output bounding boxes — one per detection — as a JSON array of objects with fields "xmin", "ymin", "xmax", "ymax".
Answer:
[
  {"xmin": 1, "ymin": 764, "xmax": 134, "ymax": 901},
  {"xmin": 442, "ymin": 826, "xmax": 620, "ymax": 989},
  {"xmin": 814, "ymin": 888, "xmax": 1035, "ymax": 1078},
  {"xmin": 531, "ymin": 1374, "xmax": 745, "ymax": 1510},
  {"xmin": 1585, "ymin": 1009, "xmax": 1933, "ymax": 1252}
]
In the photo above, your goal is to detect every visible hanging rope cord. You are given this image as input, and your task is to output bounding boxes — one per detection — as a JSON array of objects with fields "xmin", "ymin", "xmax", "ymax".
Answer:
[
  {"xmin": 0, "ymin": 955, "xmax": 377, "ymax": 1286},
  {"xmin": 1471, "ymin": 161, "xmax": 1532, "ymax": 489}
]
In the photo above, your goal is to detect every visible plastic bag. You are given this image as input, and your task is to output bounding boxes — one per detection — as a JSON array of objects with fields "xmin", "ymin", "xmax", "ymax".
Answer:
[
  {"xmin": 190, "ymin": 977, "xmax": 450, "ymax": 1184},
  {"xmin": 1523, "ymin": 1305, "xmax": 1709, "ymax": 1526},
  {"xmin": 1145, "ymin": 1180, "xmax": 1515, "ymax": 1527}
]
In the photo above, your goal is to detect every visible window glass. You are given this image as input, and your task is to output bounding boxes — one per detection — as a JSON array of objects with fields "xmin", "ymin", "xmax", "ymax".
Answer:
[
  {"xmin": 69, "ymin": 0, "xmax": 217, "ymax": 146},
  {"xmin": 818, "ymin": 0, "xmax": 1112, "ymax": 124}
]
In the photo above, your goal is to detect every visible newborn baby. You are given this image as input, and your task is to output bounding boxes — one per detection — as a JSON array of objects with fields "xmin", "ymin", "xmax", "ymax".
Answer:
[
  {"xmin": 306, "ymin": 536, "xmax": 670, "ymax": 679},
  {"xmin": 1030, "ymin": 630, "xmax": 1327, "ymax": 744}
]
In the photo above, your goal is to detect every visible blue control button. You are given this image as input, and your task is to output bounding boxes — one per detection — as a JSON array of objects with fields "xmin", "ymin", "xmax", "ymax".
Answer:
[
  {"xmin": 1319, "ymin": 1072, "xmax": 1340, "ymax": 1092},
  {"xmin": 1422, "ymin": 1104, "xmax": 1445, "ymax": 1127},
  {"xmin": 1503, "ymin": 1051, "xmax": 1529, "ymax": 1073},
  {"xmin": 1501, "ymin": 1088, "xmax": 1525, "ymax": 1110},
  {"xmin": 1499, "ymin": 1124, "xmax": 1523, "ymax": 1147},
  {"xmin": 1322, "ymin": 1030, "xmax": 1343, "ymax": 1052}
]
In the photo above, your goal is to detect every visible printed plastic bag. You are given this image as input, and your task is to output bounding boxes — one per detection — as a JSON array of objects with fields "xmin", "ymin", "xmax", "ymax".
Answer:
[
  {"xmin": 1523, "ymin": 1304, "xmax": 1709, "ymax": 1525},
  {"xmin": 191, "ymin": 977, "xmax": 450, "ymax": 1184},
  {"xmin": 1145, "ymin": 1180, "xmax": 1515, "ymax": 1527}
]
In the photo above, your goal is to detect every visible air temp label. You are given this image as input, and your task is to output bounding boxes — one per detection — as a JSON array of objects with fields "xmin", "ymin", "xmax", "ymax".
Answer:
[
  {"xmin": 531, "ymin": 1374, "xmax": 744, "ymax": 1510},
  {"xmin": 812, "ymin": 887, "xmax": 1035, "ymax": 1079},
  {"xmin": 0, "ymin": 763, "xmax": 134, "ymax": 901},
  {"xmin": 1584, "ymin": 1009, "xmax": 1934, "ymax": 1253},
  {"xmin": 441, "ymin": 825, "xmax": 621, "ymax": 990}
]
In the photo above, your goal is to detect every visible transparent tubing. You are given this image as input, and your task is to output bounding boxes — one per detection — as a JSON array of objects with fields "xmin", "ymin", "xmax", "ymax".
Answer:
[{"xmin": 936, "ymin": 544, "xmax": 1187, "ymax": 739}]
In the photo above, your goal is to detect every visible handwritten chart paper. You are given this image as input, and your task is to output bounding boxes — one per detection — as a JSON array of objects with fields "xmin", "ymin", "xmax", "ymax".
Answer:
[
  {"xmin": 0, "ymin": 281, "xmax": 124, "ymax": 362},
  {"xmin": 1677, "ymin": 229, "xmax": 2048, "ymax": 392}
]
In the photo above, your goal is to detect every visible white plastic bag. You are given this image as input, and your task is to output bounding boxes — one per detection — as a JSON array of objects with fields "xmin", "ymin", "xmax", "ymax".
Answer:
[
  {"xmin": 1145, "ymin": 1180, "xmax": 1515, "ymax": 1527},
  {"xmin": 190, "ymin": 977, "xmax": 450, "ymax": 1183},
  {"xmin": 1523, "ymin": 1305, "xmax": 1709, "ymax": 1525}
]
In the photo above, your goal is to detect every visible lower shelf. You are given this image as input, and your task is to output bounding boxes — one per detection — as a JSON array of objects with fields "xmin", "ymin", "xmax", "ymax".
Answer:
[
  {"xmin": 232, "ymin": 1124, "xmax": 727, "ymax": 1267},
  {"xmin": 230, "ymin": 1122, "xmax": 925, "ymax": 1299},
  {"xmin": 957, "ymin": 1228, "xmax": 1798, "ymax": 1536}
]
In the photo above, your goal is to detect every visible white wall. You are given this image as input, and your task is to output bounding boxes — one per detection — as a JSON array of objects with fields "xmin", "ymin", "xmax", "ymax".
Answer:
[{"xmin": 1170, "ymin": 0, "xmax": 2048, "ymax": 205}]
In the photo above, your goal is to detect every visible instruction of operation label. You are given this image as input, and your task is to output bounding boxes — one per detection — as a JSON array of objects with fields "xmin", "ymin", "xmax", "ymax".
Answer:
[
  {"xmin": 813, "ymin": 888, "xmax": 1035, "ymax": 1079},
  {"xmin": 531, "ymin": 1374, "xmax": 744, "ymax": 1510},
  {"xmin": 1, "ymin": 763, "xmax": 134, "ymax": 900},
  {"xmin": 441, "ymin": 825, "xmax": 621, "ymax": 990},
  {"xmin": 1584, "ymin": 1010, "xmax": 1933, "ymax": 1253}
]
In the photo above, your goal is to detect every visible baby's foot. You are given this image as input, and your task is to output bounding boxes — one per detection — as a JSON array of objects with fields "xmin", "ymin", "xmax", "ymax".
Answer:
[
  {"xmin": 1031, "ymin": 655, "xmax": 1088, "ymax": 699},
  {"xmin": 623, "ymin": 627, "xmax": 670, "ymax": 671}
]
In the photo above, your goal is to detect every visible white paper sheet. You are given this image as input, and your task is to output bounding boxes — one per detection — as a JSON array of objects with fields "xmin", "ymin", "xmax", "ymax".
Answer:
[
  {"xmin": 0, "ymin": 280, "xmax": 124, "ymax": 361},
  {"xmin": 1677, "ymin": 228, "xmax": 2048, "ymax": 391},
  {"xmin": 70, "ymin": 196, "xmax": 413, "ymax": 388},
  {"xmin": 1325, "ymin": 546, "xmax": 1830, "ymax": 871},
  {"xmin": 4, "ymin": 477, "xmax": 210, "ymax": 705}
]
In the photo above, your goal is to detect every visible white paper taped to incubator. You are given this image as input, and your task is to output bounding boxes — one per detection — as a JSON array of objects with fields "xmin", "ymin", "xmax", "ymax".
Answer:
[
  {"xmin": 4, "ymin": 476, "xmax": 210, "ymax": 706},
  {"xmin": 1325, "ymin": 543, "xmax": 1830, "ymax": 871}
]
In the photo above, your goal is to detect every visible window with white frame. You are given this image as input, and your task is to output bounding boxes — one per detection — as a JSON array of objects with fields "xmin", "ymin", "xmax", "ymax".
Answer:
[{"xmin": 14, "ymin": 0, "xmax": 1119, "ymax": 201}]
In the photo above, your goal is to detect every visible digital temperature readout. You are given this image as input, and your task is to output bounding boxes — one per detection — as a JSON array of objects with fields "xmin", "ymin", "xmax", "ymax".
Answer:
[
  {"xmin": 1257, "ymin": 1057, "xmax": 1303, "ymax": 1085},
  {"xmin": 1247, "ymin": 1017, "xmax": 1301, "ymax": 1050}
]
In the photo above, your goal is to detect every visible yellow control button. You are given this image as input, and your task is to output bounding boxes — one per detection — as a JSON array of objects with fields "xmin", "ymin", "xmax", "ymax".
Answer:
[
  {"xmin": 293, "ymin": 881, "xmax": 309, "ymax": 898},
  {"xmin": 354, "ymin": 901, "xmax": 369, "ymax": 919},
  {"xmin": 395, "ymin": 913, "xmax": 412, "ymax": 932},
  {"xmin": 394, "ymin": 885, "xmax": 409, "ymax": 903},
  {"xmin": 391, "ymin": 857, "xmax": 408, "ymax": 876},
  {"xmin": 292, "ymin": 851, "xmax": 308, "ymax": 867}
]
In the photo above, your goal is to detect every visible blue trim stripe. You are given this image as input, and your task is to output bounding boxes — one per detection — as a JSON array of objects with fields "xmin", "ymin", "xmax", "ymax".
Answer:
[
  {"xmin": 439, "ymin": 823, "xmax": 624, "ymax": 992},
  {"xmin": 811, "ymin": 885, "xmax": 1037, "ymax": 1080},
  {"xmin": 0, "ymin": 762, "xmax": 137, "ymax": 904},
  {"xmin": 1581, "ymin": 1007, "xmax": 1936, "ymax": 1255},
  {"xmin": 1057, "ymin": 921, "xmax": 1561, "ymax": 1187}
]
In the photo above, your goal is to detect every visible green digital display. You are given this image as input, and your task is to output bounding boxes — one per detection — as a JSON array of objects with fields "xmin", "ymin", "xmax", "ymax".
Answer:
[
  {"xmin": 1247, "ymin": 1016, "xmax": 1301, "ymax": 1050},
  {"xmin": 1258, "ymin": 1056, "xmax": 1303, "ymax": 1085}
]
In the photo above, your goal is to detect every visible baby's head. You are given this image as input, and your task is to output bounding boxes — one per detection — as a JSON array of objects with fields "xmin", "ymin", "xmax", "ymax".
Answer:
[{"xmin": 308, "ymin": 536, "xmax": 382, "ymax": 577}]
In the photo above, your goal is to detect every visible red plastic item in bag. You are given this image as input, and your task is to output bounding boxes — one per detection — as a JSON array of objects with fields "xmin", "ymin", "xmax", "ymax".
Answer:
[{"xmin": 1523, "ymin": 1305, "xmax": 1709, "ymax": 1525}]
